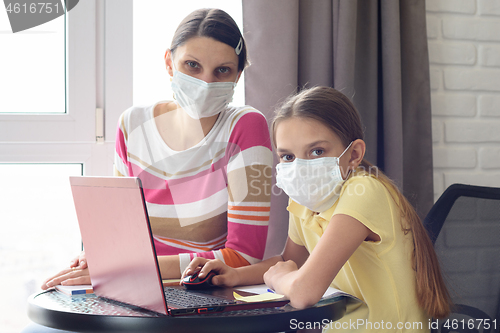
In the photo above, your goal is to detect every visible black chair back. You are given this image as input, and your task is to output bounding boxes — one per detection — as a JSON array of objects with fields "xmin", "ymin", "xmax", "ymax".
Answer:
[{"xmin": 424, "ymin": 184, "xmax": 500, "ymax": 333}]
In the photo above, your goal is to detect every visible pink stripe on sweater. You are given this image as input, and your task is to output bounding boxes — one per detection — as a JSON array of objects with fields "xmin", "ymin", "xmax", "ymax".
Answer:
[
  {"xmin": 115, "ymin": 128, "xmax": 133, "ymax": 175},
  {"xmin": 224, "ymin": 223, "xmax": 268, "ymax": 260},
  {"xmin": 129, "ymin": 164, "xmax": 176, "ymax": 204},
  {"xmin": 228, "ymin": 112, "xmax": 272, "ymax": 152},
  {"xmin": 168, "ymin": 168, "xmax": 227, "ymax": 205},
  {"xmin": 190, "ymin": 252, "xmax": 216, "ymax": 260},
  {"xmin": 129, "ymin": 165, "xmax": 228, "ymax": 205},
  {"xmin": 153, "ymin": 239, "xmax": 194, "ymax": 255}
]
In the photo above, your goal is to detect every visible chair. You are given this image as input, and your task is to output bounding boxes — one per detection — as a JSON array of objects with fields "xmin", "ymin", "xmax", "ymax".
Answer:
[{"xmin": 424, "ymin": 184, "xmax": 500, "ymax": 333}]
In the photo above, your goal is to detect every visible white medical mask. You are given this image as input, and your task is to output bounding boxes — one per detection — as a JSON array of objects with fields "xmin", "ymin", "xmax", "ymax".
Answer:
[
  {"xmin": 170, "ymin": 66, "xmax": 236, "ymax": 119},
  {"xmin": 275, "ymin": 142, "xmax": 353, "ymax": 212}
]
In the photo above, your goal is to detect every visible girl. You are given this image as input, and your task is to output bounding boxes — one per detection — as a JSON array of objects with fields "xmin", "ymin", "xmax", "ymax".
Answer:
[
  {"xmin": 41, "ymin": 8, "xmax": 271, "ymax": 288},
  {"xmin": 183, "ymin": 86, "xmax": 451, "ymax": 332}
]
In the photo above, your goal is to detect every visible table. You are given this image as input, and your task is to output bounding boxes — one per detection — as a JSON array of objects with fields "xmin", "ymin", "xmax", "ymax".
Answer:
[{"xmin": 28, "ymin": 290, "xmax": 347, "ymax": 333}]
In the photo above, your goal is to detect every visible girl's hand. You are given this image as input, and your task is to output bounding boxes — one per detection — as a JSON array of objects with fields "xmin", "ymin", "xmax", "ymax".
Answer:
[
  {"xmin": 181, "ymin": 258, "xmax": 240, "ymax": 288},
  {"xmin": 263, "ymin": 260, "xmax": 298, "ymax": 293}
]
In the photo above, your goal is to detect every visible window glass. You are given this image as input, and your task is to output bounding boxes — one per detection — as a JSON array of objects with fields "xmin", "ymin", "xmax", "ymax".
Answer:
[
  {"xmin": 0, "ymin": 164, "xmax": 82, "ymax": 331},
  {"xmin": 0, "ymin": 8, "xmax": 65, "ymax": 113},
  {"xmin": 132, "ymin": 0, "xmax": 244, "ymax": 106}
]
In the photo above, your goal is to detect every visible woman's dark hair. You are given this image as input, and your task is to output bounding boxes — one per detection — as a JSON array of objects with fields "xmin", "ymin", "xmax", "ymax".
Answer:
[{"xmin": 170, "ymin": 8, "xmax": 248, "ymax": 72}]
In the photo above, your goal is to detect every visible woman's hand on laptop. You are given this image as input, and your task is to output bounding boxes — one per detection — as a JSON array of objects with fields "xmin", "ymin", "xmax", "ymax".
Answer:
[
  {"xmin": 181, "ymin": 258, "xmax": 240, "ymax": 288},
  {"xmin": 41, "ymin": 252, "xmax": 91, "ymax": 290},
  {"xmin": 69, "ymin": 251, "xmax": 88, "ymax": 270}
]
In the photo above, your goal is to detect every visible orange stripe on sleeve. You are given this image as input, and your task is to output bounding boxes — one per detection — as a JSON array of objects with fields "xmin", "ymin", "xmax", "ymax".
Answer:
[
  {"xmin": 227, "ymin": 214, "xmax": 269, "ymax": 221},
  {"xmin": 228, "ymin": 206, "xmax": 271, "ymax": 212},
  {"xmin": 220, "ymin": 248, "xmax": 250, "ymax": 268}
]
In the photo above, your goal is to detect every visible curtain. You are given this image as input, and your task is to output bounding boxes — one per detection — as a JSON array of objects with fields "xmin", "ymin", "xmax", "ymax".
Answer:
[{"xmin": 242, "ymin": 0, "xmax": 434, "ymax": 257}]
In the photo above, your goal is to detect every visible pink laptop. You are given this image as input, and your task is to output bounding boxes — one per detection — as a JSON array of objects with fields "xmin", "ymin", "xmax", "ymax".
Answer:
[{"xmin": 69, "ymin": 176, "xmax": 288, "ymax": 316}]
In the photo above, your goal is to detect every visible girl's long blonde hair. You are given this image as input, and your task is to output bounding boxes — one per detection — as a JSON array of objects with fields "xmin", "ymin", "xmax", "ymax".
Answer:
[{"xmin": 272, "ymin": 86, "xmax": 451, "ymax": 319}]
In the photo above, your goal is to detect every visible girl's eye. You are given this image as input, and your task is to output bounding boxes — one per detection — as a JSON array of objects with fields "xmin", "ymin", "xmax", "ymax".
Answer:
[
  {"xmin": 281, "ymin": 154, "xmax": 295, "ymax": 162},
  {"xmin": 311, "ymin": 149, "xmax": 324, "ymax": 157}
]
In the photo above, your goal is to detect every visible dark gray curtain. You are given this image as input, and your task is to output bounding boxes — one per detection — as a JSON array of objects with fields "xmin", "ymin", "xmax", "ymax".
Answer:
[{"xmin": 242, "ymin": 0, "xmax": 434, "ymax": 257}]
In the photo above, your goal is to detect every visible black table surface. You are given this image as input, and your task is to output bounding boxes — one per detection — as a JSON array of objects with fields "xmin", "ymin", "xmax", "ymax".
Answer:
[{"xmin": 28, "ymin": 289, "xmax": 347, "ymax": 333}]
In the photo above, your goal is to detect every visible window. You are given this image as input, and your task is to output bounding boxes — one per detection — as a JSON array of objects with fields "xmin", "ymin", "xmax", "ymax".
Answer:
[
  {"xmin": 0, "ymin": 9, "xmax": 66, "ymax": 114},
  {"xmin": 0, "ymin": 1, "xmax": 111, "ymax": 331},
  {"xmin": 0, "ymin": 1, "xmax": 244, "ymax": 331},
  {"xmin": 0, "ymin": 0, "xmax": 99, "ymax": 143}
]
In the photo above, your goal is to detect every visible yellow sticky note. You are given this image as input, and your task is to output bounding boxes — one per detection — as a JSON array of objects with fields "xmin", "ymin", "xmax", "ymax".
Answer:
[
  {"xmin": 233, "ymin": 291, "xmax": 285, "ymax": 303},
  {"xmin": 162, "ymin": 279, "xmax": 181, "ymax": 286}
]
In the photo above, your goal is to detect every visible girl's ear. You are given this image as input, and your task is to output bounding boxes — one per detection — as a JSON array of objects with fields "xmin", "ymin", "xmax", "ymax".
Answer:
[
  {"xmin": 348, "ymin": 139, "xmax": 366, "ymax": 170},
  {"xmin": 165, "ymin": 49, "xmax": 174, "ymax": 77}
]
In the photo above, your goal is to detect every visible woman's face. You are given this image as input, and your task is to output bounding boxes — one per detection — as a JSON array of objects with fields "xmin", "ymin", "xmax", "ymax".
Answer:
[{"xmin": 166, "ymin": 36, "xmax": 241, "ymax": 84}]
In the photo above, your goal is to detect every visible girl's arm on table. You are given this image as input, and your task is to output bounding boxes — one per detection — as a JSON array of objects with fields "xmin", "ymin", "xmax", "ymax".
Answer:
[
  {"xmin": 264, "ymin": 213, "xmax": 372, "ymax": 309},
  {"xmin": 281, "ymin": 236, "xmax": 309, "ymax": 267},
  {"xmin": 233, "ymin": 237, "xmax": 310, "ymax": 286},
  {"xmin": 182, "ymin": 255, "xmax": 280, "ymax": 287},
  {"xmin": 182, "ymin": 236, "xmax": 309, "ymax": 287}
]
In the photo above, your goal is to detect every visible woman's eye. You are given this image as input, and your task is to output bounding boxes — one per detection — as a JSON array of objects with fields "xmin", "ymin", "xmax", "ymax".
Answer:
[
  {"xmin": 186, "ymin": 61, "xmax": 200, "ymax": 69},
  {"xmin": 281, "ymin": 154, "xmax": 294, "ymax": 162},
  {"xmin": 217, "ymin": 67, "xmax": 230, "ymax": 74},
  {"xmin": 311, "ymin": 149, "xmax": 324, "ymax": 157}
]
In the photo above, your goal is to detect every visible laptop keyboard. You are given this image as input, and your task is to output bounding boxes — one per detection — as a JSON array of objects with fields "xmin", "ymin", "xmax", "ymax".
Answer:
[{"xmin": 163, "ymin": 287, "xmax": 237, "ymax": 308}]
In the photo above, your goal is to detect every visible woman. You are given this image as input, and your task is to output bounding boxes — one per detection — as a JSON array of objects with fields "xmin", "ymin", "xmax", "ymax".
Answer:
[{"xmin": 41, "ymin": 8, "xmax": 272, "ymax": 290}]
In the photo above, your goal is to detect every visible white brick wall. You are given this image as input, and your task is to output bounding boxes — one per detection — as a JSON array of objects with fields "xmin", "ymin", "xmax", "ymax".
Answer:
[{"xmin": 427, "ymin": 0, "xmax": 500, "ymax": 200}]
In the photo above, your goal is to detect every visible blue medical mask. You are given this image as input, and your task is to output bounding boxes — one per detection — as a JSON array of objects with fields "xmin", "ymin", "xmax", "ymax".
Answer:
[{"xmin": 275, "ymin": 142, "xmax": 353, "ymax": 212}]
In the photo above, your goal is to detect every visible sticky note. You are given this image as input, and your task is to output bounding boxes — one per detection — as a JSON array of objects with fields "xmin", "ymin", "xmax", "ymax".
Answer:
[
  {"xmin": 162, "ymin": 279, "xmax": 181, "ymax": 286},
  {"xmin": 233, "ymin": 291, "xmax": 284, "ymax": 303}
]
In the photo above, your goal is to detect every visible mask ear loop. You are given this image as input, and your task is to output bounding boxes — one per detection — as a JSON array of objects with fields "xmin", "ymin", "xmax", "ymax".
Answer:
[
  {"xmin": 339, "ymin": 141, "xmax": 354, "ymax": 159},
  {"xmin": 339, "ymin": 141, "xmax": 354, "ymax": 179}
]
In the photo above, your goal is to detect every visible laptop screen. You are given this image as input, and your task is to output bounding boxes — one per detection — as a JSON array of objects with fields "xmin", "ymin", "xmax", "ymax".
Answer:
[{"xmin": 70, "ymin": 176, "xmax": 168, "ymax": 315}]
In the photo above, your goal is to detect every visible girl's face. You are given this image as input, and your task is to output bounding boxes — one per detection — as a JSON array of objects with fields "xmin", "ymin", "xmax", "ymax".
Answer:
[
  {"xmin": 275, "ymin": 116, "xmax": 352, "ymax": 173},
  {"xmin": 165, "ymin": 36, "xmax": 241, "ymax": 84}
]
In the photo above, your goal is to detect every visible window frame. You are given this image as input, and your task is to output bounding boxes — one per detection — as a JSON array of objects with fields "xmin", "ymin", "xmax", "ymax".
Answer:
[{"xmin": 0, "ymin": 0, "xmax": 132, "ymax": 176}]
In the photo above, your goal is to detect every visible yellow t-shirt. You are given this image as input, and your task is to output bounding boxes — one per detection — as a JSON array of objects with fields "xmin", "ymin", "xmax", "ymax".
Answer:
[{"xmin": 287, "ymin": 171, "xmax": 430, "ymax": 332}]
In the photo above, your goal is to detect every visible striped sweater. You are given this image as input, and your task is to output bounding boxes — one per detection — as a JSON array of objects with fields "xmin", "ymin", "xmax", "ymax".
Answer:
[{"xmin": 114, "ymin": 102, "xmax": 273, "ymax": 272}]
